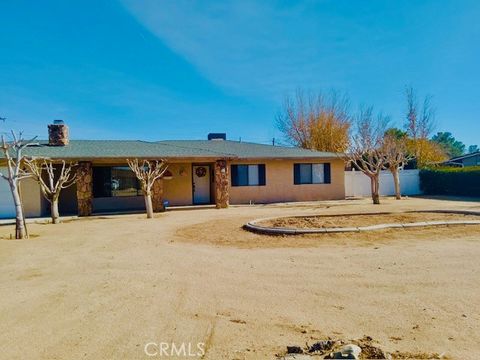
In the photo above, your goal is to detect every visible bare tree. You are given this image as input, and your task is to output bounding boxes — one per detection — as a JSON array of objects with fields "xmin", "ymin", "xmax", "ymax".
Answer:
[
  {"xmin": 24, "ymin": 158, "xmax": 77, "ymax": 224},
  {"xmin": 405, "ymin": 86, "xmax": 436, "ymax": 166},
  {"xmin": 347, "ymin": 107, "xmax": 389, "ymax": 204},
  {"xmin": 127, "ymin": 159, "xmax": 168, "ymax": 218},
  {"xmin": 406, "ymin": 86, "xmax": 435, "ymax": 140},
  {"xmin": 0, "ymin": 131, "xmax": 37, "ymax": 239},
  {"xmin": 405, "ymin": 87, "xmax": 418, "ymax": 141},
  {"xmin": 382, "ymin": 133, "xmax": 414, "ymax": 200},
  {"xmin": 277, "ymin": 89, "xmax": 352, "ymax": 152}
]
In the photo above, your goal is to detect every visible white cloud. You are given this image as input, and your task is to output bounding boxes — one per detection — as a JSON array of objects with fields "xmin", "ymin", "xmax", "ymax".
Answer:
[{"xmin": 120, "ymin": 0, "xmax": 373, "ymax": 99}]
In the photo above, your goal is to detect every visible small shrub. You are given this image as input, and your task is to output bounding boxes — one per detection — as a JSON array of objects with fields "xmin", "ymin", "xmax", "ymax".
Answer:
[{"xmin": 420, "ymin": 167, "xmax": 480, "ymax": 196}]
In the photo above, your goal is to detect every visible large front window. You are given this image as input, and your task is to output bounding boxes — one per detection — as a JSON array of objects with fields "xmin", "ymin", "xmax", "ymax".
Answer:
[
  {"xmin": 93, "ymin": 166, "xmax": 142, "ymax": 197},
  {"xmin": 293, "ymin": 163, "xmax": 331, "ymax": 184},
  {"xmin": 231, "ymin": 164, "xmax": 266, "ymax": 186}
]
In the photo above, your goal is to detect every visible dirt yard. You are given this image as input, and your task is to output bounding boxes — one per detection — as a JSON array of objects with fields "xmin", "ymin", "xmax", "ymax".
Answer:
[
  {"xmin": 259, "ymin": 211, "xmax": 480, "ymax": 229},
  {"xmin": 1, "ymin": 197, "xmax": 479, "ymax": 359}
]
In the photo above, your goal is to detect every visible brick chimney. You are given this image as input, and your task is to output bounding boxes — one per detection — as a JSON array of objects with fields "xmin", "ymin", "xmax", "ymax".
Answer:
[{"xmin": 48, "ymin": 120, "xmax": 69, "ymax": 146}]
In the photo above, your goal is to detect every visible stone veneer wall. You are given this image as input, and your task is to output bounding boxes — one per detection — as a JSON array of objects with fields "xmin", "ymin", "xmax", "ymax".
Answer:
[
  {"xmin": 214, "ymin": 160, "xmax": 229, "ymax": 208},
  {"xmin": 76, "ymin": 162, "xmax": 93, "ymax": 216},
  {"xmin": 152, "ymin": 178, "xmax": 165, "ymax": 212}
]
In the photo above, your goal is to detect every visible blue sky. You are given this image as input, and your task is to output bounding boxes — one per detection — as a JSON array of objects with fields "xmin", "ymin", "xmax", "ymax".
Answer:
[{"xmin": 0, "ymin": 0, "xmax": 479, "ymax": 146}]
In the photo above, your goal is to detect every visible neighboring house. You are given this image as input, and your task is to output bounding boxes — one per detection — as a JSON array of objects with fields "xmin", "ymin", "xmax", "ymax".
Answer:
[
  {"xmin": 0, "ymin": 121, "xmax": 345, "ymax": 218},
  {"xmin": 442, "ymin": 152, "xmax": 480, "ymax": 167}
]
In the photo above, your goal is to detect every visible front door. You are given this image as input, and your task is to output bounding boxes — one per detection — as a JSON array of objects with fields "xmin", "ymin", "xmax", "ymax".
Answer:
[{"xmin": 192, "ymin": 165, "xmax": 211, "ymax": 204}]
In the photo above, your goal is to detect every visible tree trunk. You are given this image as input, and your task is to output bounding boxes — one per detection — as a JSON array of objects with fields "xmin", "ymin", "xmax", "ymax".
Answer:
[
  {"xmin": 145, "ymin": 193, "xmax": 154, "ymax": 219},
  {"xmin": 51, "ymin": 197, "xmax": 60, "ymax": 224},
  {"xmin": 10, "ymin": 181, "xmax": 27, "ymax": 239},
  {"xmin": 392, "ymin": 168, "xmax": 401, "ymax": 200},
  {"xmin": 370, "ymin": 175, "xmax": 380, "ymax": 205}
]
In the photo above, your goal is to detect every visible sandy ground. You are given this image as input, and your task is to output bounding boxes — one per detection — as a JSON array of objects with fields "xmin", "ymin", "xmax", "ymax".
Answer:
[{"xmin": 0, "ymin": 197, "xmax": 479, "ymax": 359}]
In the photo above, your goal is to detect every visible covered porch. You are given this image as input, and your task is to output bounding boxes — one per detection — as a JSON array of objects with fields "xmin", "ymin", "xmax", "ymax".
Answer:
[{"xmin": 62, "ymin": 159, "xmax": 229, "ymax": 216}]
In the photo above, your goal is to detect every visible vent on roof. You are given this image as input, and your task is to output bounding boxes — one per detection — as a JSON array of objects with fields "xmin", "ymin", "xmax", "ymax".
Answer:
[{"xmin": 208, "ymin": 133, "xmax": 226, "ymax": 141}]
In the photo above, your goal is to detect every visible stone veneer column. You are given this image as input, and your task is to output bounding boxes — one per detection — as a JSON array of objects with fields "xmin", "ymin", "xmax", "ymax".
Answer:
[
  {"xmin": 152, "ymin": 178, "xmax": 165, "ymax": 212},
  {"xmin": 76, "ymin": 161, "xmax": 93, "ymax": 216},
  {"xmin": 215, "ymin": 160, "xmax": 229, "ymax": 209}
]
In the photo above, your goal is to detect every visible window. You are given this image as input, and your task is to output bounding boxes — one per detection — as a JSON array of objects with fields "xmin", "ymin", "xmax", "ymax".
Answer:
[
  {"xmin": 93, "ymin": 166, "xmax": 142, "ymax": 197},
  {"xmin": 294, "ymin": 163, "xmax": 331, "ymax": 184},
  {"xmin": 231, "ymin": 164, "xmax": 266, "ymax": 186}
]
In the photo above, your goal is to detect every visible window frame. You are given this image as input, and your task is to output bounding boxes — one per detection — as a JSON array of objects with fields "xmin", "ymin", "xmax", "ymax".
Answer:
[
  {"xmin": 293, "ymin": 163, "xmax": 331, "ymax": 185},
  {"xmin": 92, "ymin": 166, "xmax": 143, "ymax": 198},
  {"xmin": 231, "ymin": 164, "xmax": 266, "ymax": 187}
]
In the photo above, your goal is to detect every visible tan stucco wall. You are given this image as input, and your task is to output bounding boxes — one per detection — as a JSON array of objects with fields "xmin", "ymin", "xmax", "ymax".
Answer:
[
  {"xmin": 0, "ymin": 177, "xmax": 45, "ymax": 219},
  {"xmin": 7, "ymin": 158, "xmax": 345, "ymax": 217},
  {"xmin": 229, "ymin": 158, "xmax": 345, "ymax": 204},
  {"xmin": 163, "ymin": 163, "xmax": 193, "ymax": 206},
  {"xmin": 20, "ymin": 178, "xmax": 44, "ymax": 218}
]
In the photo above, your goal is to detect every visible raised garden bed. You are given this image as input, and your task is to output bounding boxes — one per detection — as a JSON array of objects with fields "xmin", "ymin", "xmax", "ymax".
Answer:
[{"xmin": 245, "ymin": 210, "xmax": 480, "ymax": 235}]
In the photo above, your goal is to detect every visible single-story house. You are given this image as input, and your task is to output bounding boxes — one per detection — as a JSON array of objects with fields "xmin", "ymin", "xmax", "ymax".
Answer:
[
  {"xmin": 0, "ymin": 121, "xmax": 345, "ymax": 218},
  {"xmin": 442, "ymin": 151, "xmax": 480, "ymax": 167}
]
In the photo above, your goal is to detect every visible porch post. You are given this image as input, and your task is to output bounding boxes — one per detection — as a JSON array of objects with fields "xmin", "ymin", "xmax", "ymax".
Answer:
[
  {"xmin": 76, "ymin": 161, "xmax": 93, "ymax": 216},
  {"xmin": 214, "ymin": 159, "xmax": 229, "ymax": 209},
  {"xmin": 152, "ymin": 178, "xmax": 165, "ymax": 212}
]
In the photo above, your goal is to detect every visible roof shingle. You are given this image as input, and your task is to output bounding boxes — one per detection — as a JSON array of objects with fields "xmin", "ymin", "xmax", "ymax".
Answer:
[{"xmin": 1, "ymin": 139, "xmax": 342, "ymax": 160}]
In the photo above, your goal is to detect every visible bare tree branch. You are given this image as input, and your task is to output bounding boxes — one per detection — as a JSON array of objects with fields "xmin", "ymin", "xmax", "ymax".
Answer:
[
  {"xmin": 382, "ymin": 133, "xmax": 415, "ymax": 199},
  {"xmin": 24, "ymin": 158, "xmax": 77, "ymax": 224},
  {"xmin": 0, "ymin": 131, "xmax": 38, "ymax": 239},
  {"xmin": 127, "ymin": 159, "xmax": 168, "ymax": 218},
  {"xmin": 405, "ymin": 86, "xmax": 437, "ymax": 167},
  {"xmin": 346, "ymin": 107, "xmax": 390, "ymax": 204}
]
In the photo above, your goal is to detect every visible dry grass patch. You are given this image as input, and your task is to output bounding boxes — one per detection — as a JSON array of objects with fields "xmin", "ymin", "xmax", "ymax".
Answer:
[
  {"xmin": 175, "ymin": 215, "xmax": 480, "ymax": 249},
  {"xmin": 260, "ymin": 211, "xmax": 480, "ymax": 229}
]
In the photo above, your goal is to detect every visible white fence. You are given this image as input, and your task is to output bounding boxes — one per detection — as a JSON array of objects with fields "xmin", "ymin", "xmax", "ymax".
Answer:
[{"xmin": 345, "ymin": 169, "xmax": 421, "ymax": 197}]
